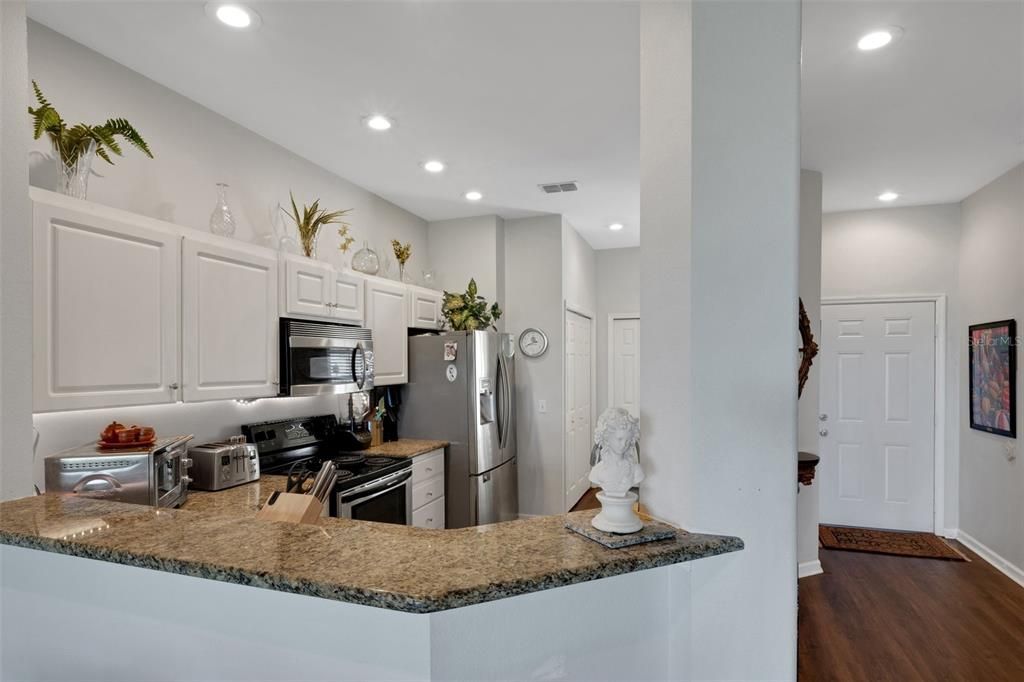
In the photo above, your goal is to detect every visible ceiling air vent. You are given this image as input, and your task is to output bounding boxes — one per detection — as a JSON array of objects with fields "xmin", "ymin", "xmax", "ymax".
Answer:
[{"xmin": 539, "ymin": 181, "xmax": 579, "ymax": 194}]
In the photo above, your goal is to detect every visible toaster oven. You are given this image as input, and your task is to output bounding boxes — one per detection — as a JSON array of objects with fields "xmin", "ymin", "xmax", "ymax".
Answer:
[{"xmin": 44, "ymin": 435, "xmax": 193, "ymax": 508}]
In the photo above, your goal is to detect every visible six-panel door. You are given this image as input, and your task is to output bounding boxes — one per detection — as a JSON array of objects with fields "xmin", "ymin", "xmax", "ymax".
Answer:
[
  {"xmin": 33, "ymin": 200, "xmax": 181, "ymax": 411},
  {"xmin": 182, "ymin": 238, "xmax": 280, "ymax": 402}
]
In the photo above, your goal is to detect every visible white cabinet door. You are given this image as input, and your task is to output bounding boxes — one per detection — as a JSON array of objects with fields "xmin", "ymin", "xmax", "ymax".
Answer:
[
  {"xmin": 282, "ymin": 256, "xmax": 333, "ymax": 319},
  {"xmin": 408, "ymin": 286, "xmax": 442, "ymax": 329},
  {"xmin": 182, "ymin": 238, "xmax": 279, "ymax": 402},
  {"xmin": 330, "ymin": 270, "xmax": 365, "ymax": 324},
  {"xmin": 33, "ymin": 195, "xmax": 180, "ymax": 411},
  {"xmin": 365, "ymin": 278, "xmax": 409, "ymax": 385}
]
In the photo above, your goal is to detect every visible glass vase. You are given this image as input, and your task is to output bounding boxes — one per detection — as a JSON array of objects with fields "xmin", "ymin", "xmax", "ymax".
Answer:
[
  {"xmin": 208, "ymin": 183, "xmax": 237, "ymax": 237},
  {"xmin": 300, "ymin": 229, "xmax": 320, "ymax": 259},
  {"xmin": 56, "ymin": 139, "xmax": 97, "ymax": 199},
  {"xmin": 351, "ymin": 241, "xmax": 380, "ymax": 275}
]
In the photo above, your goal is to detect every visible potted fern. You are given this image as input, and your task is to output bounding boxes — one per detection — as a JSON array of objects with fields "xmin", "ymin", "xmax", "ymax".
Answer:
[
  {"xmin": 282, "ymin": 192, "xmax": 353, "ymax": 259},
  {"xmin": 28, "ymin": 81, "xmax": 153, "ymax": 199}
]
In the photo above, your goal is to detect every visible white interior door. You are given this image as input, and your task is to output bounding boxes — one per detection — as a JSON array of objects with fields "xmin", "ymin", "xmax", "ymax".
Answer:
[
  {"xmin": 565, "ymin": 309, "xmax": 593, "ymax": 510},
  {"xmin": 819, "ymin": 301, "xmax": 936, "ymax": 531},
  {"xmin": 610, "ymin": 316, "xmax": 640, "ymax": 416}
]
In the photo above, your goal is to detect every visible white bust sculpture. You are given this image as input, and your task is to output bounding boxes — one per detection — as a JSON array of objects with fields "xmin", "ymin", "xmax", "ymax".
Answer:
[{"xmin": 589, "ymin": 407, "xmax": 644, "ymax": 533}]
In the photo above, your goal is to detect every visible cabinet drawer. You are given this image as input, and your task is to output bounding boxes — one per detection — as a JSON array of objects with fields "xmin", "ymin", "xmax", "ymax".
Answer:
[
  {"xmin": 412, "ymin": 496, "xmax": 445, "ymax": 529},
  {"xmin": 411, "ymin": 475, "xmax": 444, "ymax": 510},
  {"xmin": 412, "ymin": 449, "xmax": 444, "ymax": 482}
]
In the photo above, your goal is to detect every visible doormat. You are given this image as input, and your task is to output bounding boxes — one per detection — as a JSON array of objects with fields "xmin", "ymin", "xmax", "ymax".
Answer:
[{"xmin": 819, "ymin": 525, "xmax": 968, "ymax": 561}]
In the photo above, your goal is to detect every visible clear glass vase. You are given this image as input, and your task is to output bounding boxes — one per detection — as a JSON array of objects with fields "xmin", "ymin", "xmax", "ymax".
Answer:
[
  {"xmin": 56, "ymin": 139, "xmax": 97, "ymax": 199},
  {"xmin": 209, "ymin": 183, "xmax": 237, "ymax": 237},
  {"xmin": 351, "ymin": 241, "xmax": 380, "ymax": 275},
  {"xmin": 300, "ymin": 229, "xmax": 320, "ymax": 259}
]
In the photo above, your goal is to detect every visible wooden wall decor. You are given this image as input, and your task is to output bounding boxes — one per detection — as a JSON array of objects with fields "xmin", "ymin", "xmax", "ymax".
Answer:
[{"xmin": 798, "ymin": 298, "xmax": 818, "ymax": 399}]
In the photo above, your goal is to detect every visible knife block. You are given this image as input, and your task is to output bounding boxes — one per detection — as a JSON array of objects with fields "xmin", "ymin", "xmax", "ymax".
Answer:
[{"xmin": 255, "ymin": 491, "xmax": 323, "ymax": 525}]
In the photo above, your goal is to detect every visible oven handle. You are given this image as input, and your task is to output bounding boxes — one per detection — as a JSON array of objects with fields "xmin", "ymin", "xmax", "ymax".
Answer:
[
  {"xmin": 352, "ymin": 344, "xmax": 366, "ymax": 390},
  {"xmin": 339, "ymin": 469, "xmax": 412, "ymax": 502}
]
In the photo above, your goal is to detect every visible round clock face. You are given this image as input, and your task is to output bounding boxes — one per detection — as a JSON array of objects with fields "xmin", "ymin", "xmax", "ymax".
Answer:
[{"xmin": 518, "ymin": 328, "xmax": 548, "ymax": 358}]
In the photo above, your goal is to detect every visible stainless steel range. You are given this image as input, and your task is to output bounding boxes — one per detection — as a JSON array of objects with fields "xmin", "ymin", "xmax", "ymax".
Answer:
[{"xmin": 242, "ymin": 415, "xmax": 412, "ymax": 525}]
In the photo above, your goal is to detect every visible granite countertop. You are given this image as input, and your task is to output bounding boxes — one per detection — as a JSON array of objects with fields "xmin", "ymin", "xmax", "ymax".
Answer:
[
  {"xmin": 0, "ymin": 487, "xmax": 743, "ymax": 614},
  {"xmin": 361, "ymin": 439, "xmax": 448, "ymax": 458}
]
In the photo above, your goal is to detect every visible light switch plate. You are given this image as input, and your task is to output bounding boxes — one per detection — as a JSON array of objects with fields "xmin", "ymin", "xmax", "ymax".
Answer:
[{"xmin": 538, "ymin": 399, "xmax": 547, "ymax": 413}]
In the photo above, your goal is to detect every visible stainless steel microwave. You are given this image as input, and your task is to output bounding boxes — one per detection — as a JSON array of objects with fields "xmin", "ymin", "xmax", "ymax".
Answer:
[{"xmin": 279, "ymin": 318, "xmax": 374, "ymax": 396}]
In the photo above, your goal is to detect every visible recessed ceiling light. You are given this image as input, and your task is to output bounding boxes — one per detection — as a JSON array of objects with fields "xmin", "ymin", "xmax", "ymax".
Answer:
[
  {"xmin": 423, "ymin": 160, "xmax": 445, "ymax": 173},
  {"xmin": 878, "ymin": 191, "xmax": 899, "ymax": 202},
  {"xmin": 365, "ymin": 115, "xmax": 393, "ymax": 131},
  {"xmin": 465, "ymin": 191, "xmax": 483, "ymax": 201},
  {"xmin": 205, "ymin": 3, "xmax": 260, "ymax": 30},
  {"xmin": 857, "ymin": 27, "xmax": 903, "ymax": 51},
  {"xmin": 609, "ymin": 223, "xmax": 624, "ymax": 231}
]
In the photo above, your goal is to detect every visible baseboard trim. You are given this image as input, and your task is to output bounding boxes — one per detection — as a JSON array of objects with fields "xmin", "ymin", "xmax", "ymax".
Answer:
[
  {"xmin": 957, "ymin": 529, "xmax": 1024, "ymax": 589},
  {"xmin": 798, "ymin": 560, "xmax": 823, "ymax": 579},
  {"xmin": 940, "ymin": 528, "xmax": 959, "ymax": 540}
]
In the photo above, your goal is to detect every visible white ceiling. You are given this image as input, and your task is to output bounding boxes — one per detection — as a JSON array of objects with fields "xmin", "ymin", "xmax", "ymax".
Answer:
[
  {"xmin": 26, "ymin": 1, "xmax": 1024, "ymax": 244},
  {"xmin": 27, "ymin": 1, "xmax": 641, "ymax": 249},
  {"xmin": 802, "ymin": 0, "xmax": 1024, "ymax": 213}
]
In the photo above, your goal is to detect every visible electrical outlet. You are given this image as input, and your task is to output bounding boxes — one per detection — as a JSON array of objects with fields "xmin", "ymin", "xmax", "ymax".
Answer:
[
  {"xmin": 538, "ymin": 399, "xmax": 547, "ymax": 414},
  {"xmin": 1005, "ymin": 441, "xmax": 1016, "ymax": 462}
]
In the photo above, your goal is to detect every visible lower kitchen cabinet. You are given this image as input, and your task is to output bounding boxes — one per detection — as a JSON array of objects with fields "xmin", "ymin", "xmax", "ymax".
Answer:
[
  {"xmin": 32, "ymin": 190, "xmax": 181, "ymax": 412},
  {"xmin": 364, "ymin": 277, "xmax": 409, "ymax": 385},
  {"xmin": 411, "ymin": 448, "xmax": 446, "ymax": 529},
  {"xmin": 182, "ymin": 237, "xmax": 279, "ymax": 402}
]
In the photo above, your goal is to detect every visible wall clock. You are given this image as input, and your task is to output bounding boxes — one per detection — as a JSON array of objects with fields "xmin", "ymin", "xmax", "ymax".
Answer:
[{"xmin": 518, "ymin": 328, "xmax": 549, "ymax": 358}]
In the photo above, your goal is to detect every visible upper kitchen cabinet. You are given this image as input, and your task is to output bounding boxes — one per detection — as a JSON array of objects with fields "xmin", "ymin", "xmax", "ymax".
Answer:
[
  {"xmin": 364, "ymin": 277, "xmax": 409, "ymax": 385},
  {"xmin": 32, "ymin": 190, "xmax": 180, "ymax": 412},
  {"xmin": 280, "ymin": 255, "xmax": 364, "ymax": 324},
  {"xmin": 182, "ymin": 236, "xmax": 279, "ymax": 402},
  {"xmin": 408, "ymin": 286, "xmax": 442, "ymax": 329}
]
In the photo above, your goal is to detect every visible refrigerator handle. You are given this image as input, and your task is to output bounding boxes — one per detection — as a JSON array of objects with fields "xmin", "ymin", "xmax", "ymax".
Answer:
[{"xmin": 497, "ymin": 353, "xmax": 510, "ymax": 449}]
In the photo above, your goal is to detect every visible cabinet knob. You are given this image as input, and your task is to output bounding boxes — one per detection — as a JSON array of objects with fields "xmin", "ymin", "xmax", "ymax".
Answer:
[
  {"xmin": 169, "ymin": 382, "xmax": 180, "ymax": 390},
  {"xmin": 819, "ymin": 428, "xmax": 829, "ymax": 437},
  {"xmin": 426, "ymin": 491, "xmax": 433, "ymax": 497}
]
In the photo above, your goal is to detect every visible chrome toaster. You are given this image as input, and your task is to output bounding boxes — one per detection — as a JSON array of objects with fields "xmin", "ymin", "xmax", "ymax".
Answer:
[
  {"xmin": 44, "ymin": 435, "xmax": 194, "ymax": 508},
  {"xmin": 187, "ymin": 436, "xmax": 259, "ymax": 491}
]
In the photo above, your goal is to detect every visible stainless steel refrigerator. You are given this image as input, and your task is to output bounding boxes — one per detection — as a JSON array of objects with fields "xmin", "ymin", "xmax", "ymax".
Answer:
[{"xmin": 400, "ymin": 331, "xmax": 518, "ymax": 528}]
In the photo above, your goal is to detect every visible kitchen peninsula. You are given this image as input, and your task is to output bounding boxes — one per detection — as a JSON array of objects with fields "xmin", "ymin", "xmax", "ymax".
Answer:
[{"xmin": 0, "ymin": 486, "xmax": 742, "ymax": 681}]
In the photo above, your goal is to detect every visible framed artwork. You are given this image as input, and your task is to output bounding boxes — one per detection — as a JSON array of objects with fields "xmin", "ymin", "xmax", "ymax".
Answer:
[{"xmin": 968, "ymin": 319, "xmax": 1017, "ymax": 438}]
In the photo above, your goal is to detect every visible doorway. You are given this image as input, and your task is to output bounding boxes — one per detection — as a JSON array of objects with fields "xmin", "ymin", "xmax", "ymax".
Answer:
[
  {"xmin": 608, "ymin": 314, "xmax": 640, "ymax": 416},
  {"xmin": 564, "ymin": 307, "xmax": 594, "ymax": 511},
  {"xmin": 819, "ymin": 299, "xmax": 939, "ymax": 532}
]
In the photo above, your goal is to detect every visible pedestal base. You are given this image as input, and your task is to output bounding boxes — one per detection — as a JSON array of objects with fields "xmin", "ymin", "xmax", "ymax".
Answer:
[{"xmin": 591, "ymin": 491, "xmax": 643, "ymax": 534}]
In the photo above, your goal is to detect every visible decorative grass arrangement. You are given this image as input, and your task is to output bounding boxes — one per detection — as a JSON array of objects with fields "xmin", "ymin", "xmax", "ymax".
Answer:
[
  {"xmin": 442, "ymin": 279, "xmax": 503, "ymax": 331},
  {"xmin": 391, "ymin": 240, "xmax": 412, "ymax": 266},
  {"xmin": 283, "ymin": 192, "xmax": 353, "ymax": 258},
  {"xmin": 28, "ymin": 80, "xmax": 152, "ymax": 166}
]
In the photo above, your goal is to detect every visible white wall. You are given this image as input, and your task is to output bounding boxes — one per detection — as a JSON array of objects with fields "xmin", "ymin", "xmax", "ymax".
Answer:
[
  {"xmin": 957, "ymin": 162, "xmax": 1023, "ymax": 574},
  {"xmin": 0, "ymin": 2, "xmax": 34, "ymax": 501},
  {"xmin": 561, "ymin": 217, "xmax": 597, "ymax": 315},
  {"xmin": 27, "ymin": 22, "xmax": 429, "ymax": 275},
  {"xmin": 426, "ymin": 215, "xmax": 503, "ymax": 303},
  {"xmin": 822, "ymin": 203, "xmax": 962, "ymax": 530},
  {"xmin": 595, "ymin": 247, "xmax": 640, "ymax": 417},
  {"xmin": 504, "ymin": 216, "xmax": 564, "ymax": 517},
  {"xmin": 642, "ymin": 1, "xmax": 801, "ymax": 678},
  {"xmin": 797, "ymin": 170, "xmax": 822, "ymax": 574}
]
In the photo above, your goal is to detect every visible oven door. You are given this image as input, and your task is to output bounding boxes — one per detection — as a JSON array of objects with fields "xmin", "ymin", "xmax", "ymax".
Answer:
[
  {"xmin": 336, "ymin": 469, "xmax": 412, "ymax": 525},
  {"xmin": 286, "ymin": 337, "xmax": 373, "ymax": 396}
]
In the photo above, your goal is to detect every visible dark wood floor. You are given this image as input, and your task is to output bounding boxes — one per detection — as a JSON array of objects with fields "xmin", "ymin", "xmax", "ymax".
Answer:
[
  {"xmin": 570, "ymin": 487, "xmax": 600, "ymax": 511},
  {"xmin": 799, "ymin": 542, "xmax": 1024, "ymax": 681}
]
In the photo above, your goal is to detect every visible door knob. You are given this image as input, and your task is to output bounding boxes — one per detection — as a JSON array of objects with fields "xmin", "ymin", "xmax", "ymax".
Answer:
[
  {"xmin": 819, "ymin": 413, "xmax": 828, "ymax": 422},
  {"xmin": 819, "ymin": 428, "xmax": 829, "ymax": 437}
]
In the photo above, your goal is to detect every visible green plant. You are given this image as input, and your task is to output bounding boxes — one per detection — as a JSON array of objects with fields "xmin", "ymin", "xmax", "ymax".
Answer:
[
  {"xmin": 28, "ymin": 80, "xmax": 153, "ymax": 166},
  {"xmin": 441, "ymin": 279, "xmax": 503, "ymax": 331},
  {"xmin": 283, "ymin": 192, "xmax": 353, "ymax": 258}
]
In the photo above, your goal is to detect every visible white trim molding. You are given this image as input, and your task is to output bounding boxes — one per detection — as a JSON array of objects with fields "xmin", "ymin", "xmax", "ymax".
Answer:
[
  {"xmin": 821, "ymin": 294, "xmax": 951, "ymax": 536},
  {"xmin": 798, "ymin": 560, "xmax": 823, "ymax": 579},
  {"xmin": 957, "ymin": 530, "xmax": 1024, "ymax": 589},
  {"xmin": 606, "ymin": 312, "xmax": 640, "ymax": 409}
]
